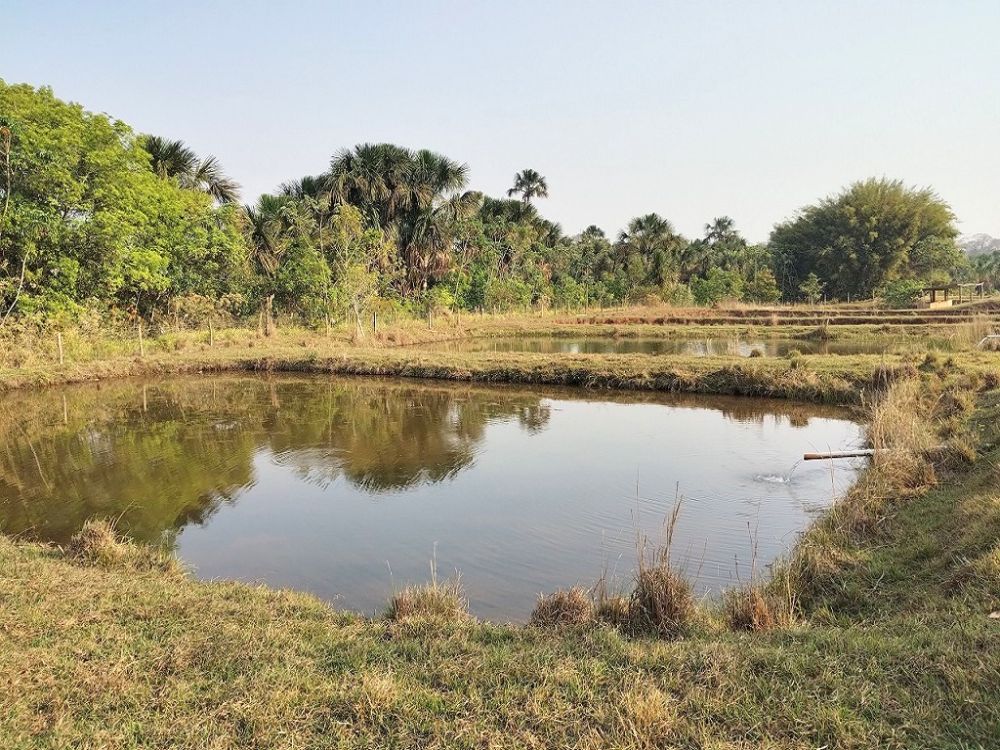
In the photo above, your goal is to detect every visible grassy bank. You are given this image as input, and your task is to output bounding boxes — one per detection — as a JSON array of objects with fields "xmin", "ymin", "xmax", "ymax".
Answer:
[
  {"xmin": 1, "ymin": 376, "xmax": 997, "ymax": 747},
  {"xmin": 4, "ymin": 321, "xmax": 999, "ymax": 405},
  {"xmin": 1, "ymin": 319, "xmax": 998, "ymax": 747}
]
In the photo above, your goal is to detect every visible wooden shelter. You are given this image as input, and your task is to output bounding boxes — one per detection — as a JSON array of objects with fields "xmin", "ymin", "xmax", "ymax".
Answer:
[{"xmin": 921, "ymin": 282, "xmax": 985, "ymax": 308}]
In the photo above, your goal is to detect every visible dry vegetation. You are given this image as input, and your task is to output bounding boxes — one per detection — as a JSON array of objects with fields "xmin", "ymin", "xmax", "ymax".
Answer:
[{"xmin": 1, "ymin": 306, "xmax": 999, "ymax": 747}]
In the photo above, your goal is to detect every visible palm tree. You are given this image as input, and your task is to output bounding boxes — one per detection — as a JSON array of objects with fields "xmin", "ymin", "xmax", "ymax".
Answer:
[
  {"xmin": 142, "ymin": 135, "xmax": 241, "ymax": 204},
  {"xmin": 507, "ymin": 169, "xmax": 548, "ymax": 204},
  {"xmin": 188, "ymin": 155, "xmax": 241, "ymax": 205},
  {"xmin": 616, "ymin": 213, "xmax": 686, "ymax": 285},
  {"xmin": 405, "ymin": 190, "xmax": 480, "ymax": 291},
  {"xmin": 280, "ymin": 175, "xmax": 334, "ymax": 251},
  {"xmin": 242, "ymin": 195, "xmax": 291, "ymax": 278},
  {"xmin": 704, "ymin": 216, "xmax": 738, "ymax": 245},
  {"xmin": 143, "ymin": 135, "xmax": 197, "ymax": 179},
  {"xmin": 326, "ymin": 143, "xmax": 471, "ymax": 292}
]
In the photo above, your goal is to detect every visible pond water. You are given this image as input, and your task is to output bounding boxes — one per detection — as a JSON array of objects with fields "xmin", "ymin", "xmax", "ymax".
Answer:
[
  {"xmin": 1, "ymin": 376, "xmax": 864, "ymax": 620},
  {"xmin": 416, "ymin": 336, "xmax": 894, "ymax": 357}
]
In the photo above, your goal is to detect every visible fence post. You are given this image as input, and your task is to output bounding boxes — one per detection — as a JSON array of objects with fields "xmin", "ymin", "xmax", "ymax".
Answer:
[
  {"xmin": 56, "ymin": 331, "xmax": 64, "ymax": 365},
  {"xmin": 138, "ymin": 321, "xmax": 145, "ymax": 358},
  {"xmin": 264, "ymin": 296, "xmax": 274, "ymax": 337},
  {"xmin": 208, "ymin": 318, "xmax": 215, "ymax": 347}
]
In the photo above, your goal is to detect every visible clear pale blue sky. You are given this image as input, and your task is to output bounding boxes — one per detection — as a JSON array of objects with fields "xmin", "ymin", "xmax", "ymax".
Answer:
[{"xmin": 5, "ymin": 0, "xmax": 999, "ymax": 241}]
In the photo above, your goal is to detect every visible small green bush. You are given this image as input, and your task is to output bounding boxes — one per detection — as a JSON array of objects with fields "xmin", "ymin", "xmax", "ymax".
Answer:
[{"xmin": 881, "ymin": 279, "xmax": 925, "ymax": 309}]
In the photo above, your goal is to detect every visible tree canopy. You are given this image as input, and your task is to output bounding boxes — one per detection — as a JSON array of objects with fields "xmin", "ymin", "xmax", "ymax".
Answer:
[
  {"xmin": 0, "ymin": 80, "xmax": 247, "ymax": 320},
  {"xmin": 770, "ymin": 178, "xmax": 962, "ymax": 300},
  {"xmin": 0, "ymin": 81, "xmax": 984, "ymax": 325}
]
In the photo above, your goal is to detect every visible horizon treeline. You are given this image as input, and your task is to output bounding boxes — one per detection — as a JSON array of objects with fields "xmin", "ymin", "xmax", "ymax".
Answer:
[{"xmin": 0, "ymin": 80, "xmax": 996, "ymax": 328}]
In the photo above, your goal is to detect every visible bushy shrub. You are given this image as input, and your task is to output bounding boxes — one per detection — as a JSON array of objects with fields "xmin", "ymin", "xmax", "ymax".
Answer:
[
  {"xmin": 691, "ymin": 268, "xmax": 743, "ymax": 306},
  {"xmin": 530, "ymin": 588, "xmax": 593, "ymax": 627},
  {"xmin": 742, "ymin": 269, "xmax": 782, "ymax": 303},
  {"xmin": 881, "ymin": 279, "xmax": 926, "ymax": 309}
]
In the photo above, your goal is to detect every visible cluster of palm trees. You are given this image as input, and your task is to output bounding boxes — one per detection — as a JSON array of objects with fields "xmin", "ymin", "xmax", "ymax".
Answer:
[
  {"xmin": 241, "ymin": 143, "xmax": 490, "ymax": 294},
  {"xmin": 140, "ymin": 137, "xmax": 562, "ymax": 299},
  {"xmin": 970, "ymin": 250, "xmax": 1000, "ymax": 290},
  {"xmin": 138, "ymin": 136, "xmax": 785, "ymax": 309}
]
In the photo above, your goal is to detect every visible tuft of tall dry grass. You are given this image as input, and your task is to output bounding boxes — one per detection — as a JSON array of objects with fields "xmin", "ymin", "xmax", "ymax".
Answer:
[
  {"xmin": 529, "ymin": 587, "xmax": 593, "ymax": 627},
  {"xmin": 722, "ymin": 523, "xmax": 796, "ymax": 633},
  {"xmin": 66, "ymin": 519, "xmax": 180, "ymax": 573},
  {"xmin": 385, "ymin": 556, "xmax": 468, "ymax": 623},
  {"xmin": 626, "ymin": 503, "xmax": 696, "ymax": 638},
  {"xmin": 385, "ymin": 581, "xmax": 467, "ymax": 623},
  {"xmin": 723, "ymin": 585, "xmax": 794, "ymax": 632}
]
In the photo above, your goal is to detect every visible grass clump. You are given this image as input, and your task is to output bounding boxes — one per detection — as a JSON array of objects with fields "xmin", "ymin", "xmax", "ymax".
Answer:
[
  {"xmin": 594, "ymin": 594, "xmax": 631, "ymax": 628},
  {"xmin": 625, "ymin": 504, "xmax": 697, "ymax": 638},
  {"xmin": 722, "ymin": 585, "xmax": 793, "ymax": 632},
  {"xmin": 529, "ymin": 587, "xmax": 593, "ymax": 627},
  {"xmin": 628, "ymin": 566, "xmax": 695, "ymax": 637},
  {"xmin": 385, "ymin": 578, "xmax": 468, "ymax": 623},
  {"xmin": 65, "ymin": 519, "xmax": 179, "ymax": 573}
]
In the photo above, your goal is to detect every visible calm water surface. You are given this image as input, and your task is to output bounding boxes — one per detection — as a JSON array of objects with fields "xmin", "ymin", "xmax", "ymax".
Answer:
[
  {"xmin": 1, "ymin": 376, "xmax": 863, "ymax": 620},
  {"xmin": 418, "ymin": 336, "xmax": 895, "ymax": 357}
]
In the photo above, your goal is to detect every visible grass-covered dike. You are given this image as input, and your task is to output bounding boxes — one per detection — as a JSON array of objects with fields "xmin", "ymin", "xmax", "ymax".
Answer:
[{"xmin": 0, "ymin": 323, "xmax": 998, "ymax": 748}]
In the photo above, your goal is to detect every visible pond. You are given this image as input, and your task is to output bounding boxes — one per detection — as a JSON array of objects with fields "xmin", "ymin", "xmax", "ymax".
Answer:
[
  {"xmin": 1, "ymin": 376, "xmax": 864, "ymax": 620},
  {"xmin": 414, "ymin": 336, "xmax": 896, "ymax": 357}
]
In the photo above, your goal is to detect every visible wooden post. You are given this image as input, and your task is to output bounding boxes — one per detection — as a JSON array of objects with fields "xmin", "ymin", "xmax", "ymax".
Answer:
[
  {"xmin": 56, "ymin": 332, "xmax": 64, "ymax": 365},
  {"xmin": 803, "ymin": 449, "xmax": 874, "ymax": 461},
  {"xmin": 372, "ymin": 311, "xmax": 377, "ymax": 336},
  {"xmin": 208, "ymin": 318, "xmax": 215, "ymax": 347},
  {"xmin": 138, "ymin": 321, "xmax": 145, "ymax": 358},
  {"xmin": 264, "ymin": 295, "xmax": 274, "ymax": 337}
]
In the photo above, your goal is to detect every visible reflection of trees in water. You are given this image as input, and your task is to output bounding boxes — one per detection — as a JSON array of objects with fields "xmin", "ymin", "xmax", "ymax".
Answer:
[
  {"xmin": 267, "ymin": 382, "xmax": 549, "ymax": 491},
  {"xmin": 0, "ymin": 377, "xmax": 551, "ymax": 542},
  {"xmin": 0, "ymin": 389, "xmax": 256, "ymax": 545},
  {"xmin": 0, "ymin": 376, "xmax": 849, "ymax": 546}
]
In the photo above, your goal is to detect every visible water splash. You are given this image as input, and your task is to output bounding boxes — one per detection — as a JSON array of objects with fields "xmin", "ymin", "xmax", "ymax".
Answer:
[{"xmin": 754, "ymin": 473, "xmax": 791, "ymax": 484}]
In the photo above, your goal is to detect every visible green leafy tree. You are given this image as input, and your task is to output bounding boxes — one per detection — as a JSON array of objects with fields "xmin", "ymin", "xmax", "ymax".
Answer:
[
  {"xmin": 881, "ymin": 279, "xmax": 925, "ymax": 309},
  {"xmin": 691, "ymin": 267, "xmax": 743, "ymax": 305},
  {"xmin": 798, "ymin": 272, "xmax": 825, "ymax": 303},
  {"xmin": 770, "ymin": 178, "xmax": 960, "ymax": 300},
  {"xmin": 0, "ymin": 80, "xmax": 246, "ymax": 320},
  {"xmin": 742, "ymin": 268, "xmax": 781, "ymax": 303}
]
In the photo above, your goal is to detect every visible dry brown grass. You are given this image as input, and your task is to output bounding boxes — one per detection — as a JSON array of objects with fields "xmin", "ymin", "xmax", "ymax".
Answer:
[
  {"xmin": 65, "ymin": 519, "xmax": 179, "ymax": 573},
  {"xmin": 625, "ymin": 503, "xmax": 696, "ymax": 637},
  {"xmin": 783, "ymin": 371, "xmax": 987, "ymax": 612},
  {"xmin": 385, "ymin": 578, "xmax": 468, "ymax": 623},
  {"xmin": 722, "ymin": 586, "xmax": 794, "ymax": 632},
  {"xmin": 529, "ymin": 587, "xmax": 593, "ymax": 627},
  {"xmin": 594, "ymin": 594, "xmax": 631, "ymax": 628},
  {"xmin": 627, "ymin": 567, "xmax": 695, "ymax": 637}
]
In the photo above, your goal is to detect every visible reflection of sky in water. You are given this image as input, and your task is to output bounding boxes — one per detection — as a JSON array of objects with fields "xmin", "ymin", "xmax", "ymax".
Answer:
[
  {"xmin": 174, "ymin": 393, "xmax": 862, "ymax": 620},
  {"xmin": 2, "ymin": 378, "xmax": 863, "ymax": 621},
  {"xmin": 418, "ymin": 336, "xmax": 896, "ymax": 357}
]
